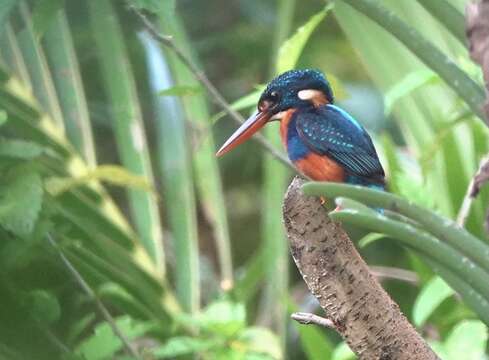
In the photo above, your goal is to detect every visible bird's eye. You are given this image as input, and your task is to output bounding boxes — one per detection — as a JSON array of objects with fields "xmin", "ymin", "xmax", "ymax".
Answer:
[
  {"xmin": 258, "ymin": 92, "xmax": 280, "ymax": 111},
  {"xmin": 267, "ymin": 91, "xmax": 280, "ymax": 107}
]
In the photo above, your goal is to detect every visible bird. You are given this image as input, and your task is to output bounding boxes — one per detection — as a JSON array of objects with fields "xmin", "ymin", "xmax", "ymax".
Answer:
[{"xmin": 216, "ymin": 69, "xmax": 385, "ymax": 191}]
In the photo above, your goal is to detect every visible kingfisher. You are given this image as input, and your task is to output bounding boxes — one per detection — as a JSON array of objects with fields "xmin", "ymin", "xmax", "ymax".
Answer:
[{"xmin": 216, "ymin": 69, "xmax": 385, "ymax": 190}]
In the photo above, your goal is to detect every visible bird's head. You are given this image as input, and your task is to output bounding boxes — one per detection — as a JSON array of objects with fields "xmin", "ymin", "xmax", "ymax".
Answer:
[{"xmin": 216, "ymin": 69, "xmax": 333, "ymax": 156}]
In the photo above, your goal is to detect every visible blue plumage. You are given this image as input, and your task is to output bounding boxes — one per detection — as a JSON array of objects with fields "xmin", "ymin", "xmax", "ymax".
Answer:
[
  {"xmin": 217, "ymin": 69, "xmax": 386, "ymax": 189},
  {"xmin": 296, "ymin": 104, "xmax": 385, "ymax": 185},
  {"xmin": 263, "ymin": 69, "xmax": 334, "ymax": 106},
  {"xmin": 285, "ymin": 115, "xmax": 310, "ymax": 161}
]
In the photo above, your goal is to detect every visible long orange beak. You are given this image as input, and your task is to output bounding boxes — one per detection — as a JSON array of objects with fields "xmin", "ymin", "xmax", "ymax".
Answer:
[{"xmin": 216, "ymin": 110, "xmax": 271, "ymax": 156}]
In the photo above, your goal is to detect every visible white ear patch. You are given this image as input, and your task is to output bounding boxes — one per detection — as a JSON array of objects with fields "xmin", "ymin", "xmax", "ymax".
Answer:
[
  {"xmin": 298, "ymin": 89, "xmax": 323, "ymax": 100},
  {"xmin": 270, "ymin": 111, "xmax": 287, "ymax": 120}
]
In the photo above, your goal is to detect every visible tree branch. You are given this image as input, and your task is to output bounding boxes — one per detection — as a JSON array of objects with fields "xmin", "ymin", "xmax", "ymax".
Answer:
[
  {"xmin": 283, "ymin": 177, "xmax": 438, "ymax": 360},
  {"xmin": 291, "ymin": 312, "xmax": 335, "ymax": 329}
]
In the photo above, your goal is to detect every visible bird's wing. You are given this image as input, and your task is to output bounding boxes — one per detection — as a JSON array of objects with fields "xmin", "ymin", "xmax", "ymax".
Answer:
[{"xmin": 296, "ymin": 104, "xmax": 384, "ymax": 181}]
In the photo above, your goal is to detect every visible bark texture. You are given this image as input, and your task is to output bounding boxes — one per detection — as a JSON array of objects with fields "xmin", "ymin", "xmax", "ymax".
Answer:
[
  {"xmin": 466, "ymin": 0, "xmax": 489, "ymax": 121},
  {"xmin": 283, "ymin": 177, "xmax": 438, "ymax": 360}
]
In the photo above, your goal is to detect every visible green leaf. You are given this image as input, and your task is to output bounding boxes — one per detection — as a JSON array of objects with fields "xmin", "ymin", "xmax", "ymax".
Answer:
[
  {"xmin": 331, "ymin": 342, "xmax": 355, "ymax": 360},
  {"xmin": 31, "ymin": 0, "xmax": 64, "ymax": 39},
  {"xmin": 413, "ymin": 276, "xmax": 454, "ymax": 327},
  {"xmin": 0, "ymin": 137, "xmax": 44, "ymax": 159},
  {"xmin": 0, "ymin": 166, "xmax": 43, "ymax": 237},
  {"xmin": 335, "ymin": 197, "xmax": 376, "ymax": 214},
  {"xmin": 276, "ymin": 4, "xmax": 333, "ymax": 73},
  {"xmin": 200, "ymin": 300, "xmax": 246, "ymax": 337},
  {"xmin": 24, "ymin": 290, "xmax": 61, "ymax": 325},
  {"xmin": 330, "ymin": 207, "xmax": 489, "ymax": 308},
  {"xmin": 45, "ymin": 165, "xmax": 154, "ymax": 196},
  {"xmin": 444, "ymin": 320, "xmax": 488, "ymax": 360},
  {"xmin": 67, "ymin": 313, "xmax": 96, "ymax": 345},
  {"xmin": 175, "ymin": 300, "xmax": 247, "ymax": 337},
  {"xmin": 237, "ymin": 327, "xmax": 282, "ymax": 359},
  {"xmin": 338, "ymin": 0, "xmax": 485, "ymax": 120},
  {"xmin": 0, "ymin": 28, "xmax": 173, "ymax": 316},
  {"xmin": 153, "ymin": 337, "xmax": 219, "ymax": 359},
  {"xmin": 97, "ymin": 282, "xmax": 154, "ymax": 320},
  {"xmin": 303, "ymin": 182, "xmax": 489, "ymax": 277},
  {"xmin": 141, "ymin": 14, "xmax": 201, "ymax": 310},
  {"xmin": 89, "ymin": 0, "xmax": 165, "ymax": 267},
  {"xmin": 76, "ymin": 316, "xmax": 152, "ymax": 360},
  {"xmin": 157, "ymin": 85, "xmax": 202, "ymax": 97},
  {"xmin": 384, "ymin": 69, "xmax": 438, "ymax": 115},
  {"xmin": 419, "ymin": 255, "xmax": 489, "ymax": 327},
  {"xmin": 17, "ymin": 2, "xmax": 65, "ymax": 130},
  {"xmin": 308, "ymin": 182, "xmax": 489, "ymax": 323},
  {"xmin": 76, "ymin": 323, "xmax": 122, "ymax": 360},
  {"xmin": 169, "ymin": 28, "xmax": 236, "ymax": 290},
  {"xmin": 415, "ymin": 0, "xmax": 466, "ymax": 44},
  {"xmin": 358, "ymin": 232, "xmax": 386, "ymax": 248},
  {"xmin": 43, "ymin": 9, "xmax": 97, "ymax": 166}
]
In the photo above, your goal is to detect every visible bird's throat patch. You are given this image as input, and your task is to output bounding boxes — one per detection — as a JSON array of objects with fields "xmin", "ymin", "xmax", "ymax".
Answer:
[{"xmin": 279, "ymin": 109, "xmax": 297, "ymax": 150}]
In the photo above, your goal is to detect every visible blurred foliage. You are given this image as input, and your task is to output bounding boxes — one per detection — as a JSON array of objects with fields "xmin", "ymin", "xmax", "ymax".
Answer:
[{"xmin": 0, "ymin": 0, "xmax": 488, "ymax": 359}]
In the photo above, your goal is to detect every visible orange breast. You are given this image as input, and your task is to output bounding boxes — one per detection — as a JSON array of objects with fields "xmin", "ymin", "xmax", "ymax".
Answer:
[
  {"xmin": 294, "ymin": 152, "xmax": 345, "ymax": 182},
  {"xmin": 279, "ymin": 108, "xmax": 343, "ymax": 182},
  {"xmin": 279, "ymin": 109, "xmax": 296, "ymax": 149}
]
